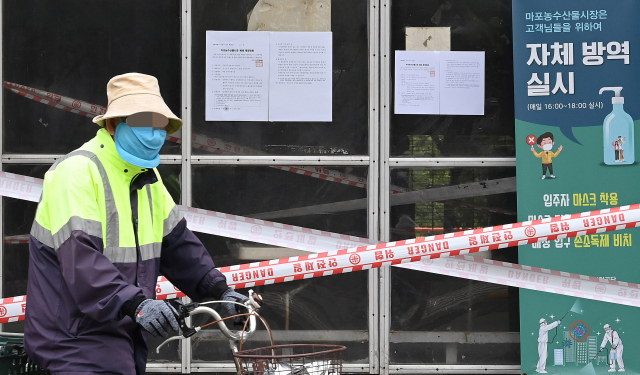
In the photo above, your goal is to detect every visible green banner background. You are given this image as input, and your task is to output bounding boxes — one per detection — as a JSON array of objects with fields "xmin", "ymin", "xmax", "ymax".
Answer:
[{"xmin": 514, "ymin": 1, "xmax": 640, "ymax": 373}]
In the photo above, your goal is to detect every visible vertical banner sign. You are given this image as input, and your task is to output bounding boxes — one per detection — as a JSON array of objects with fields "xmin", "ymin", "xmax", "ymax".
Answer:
[{"xmin": 513, "ymin": 1, "xmax": 640, "ymax": 374}]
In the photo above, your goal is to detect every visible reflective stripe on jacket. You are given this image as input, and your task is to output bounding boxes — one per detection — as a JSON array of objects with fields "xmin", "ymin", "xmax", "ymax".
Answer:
[{"xmin": 25, "ymin": 129, "xmax": 227, "ymax": 375}]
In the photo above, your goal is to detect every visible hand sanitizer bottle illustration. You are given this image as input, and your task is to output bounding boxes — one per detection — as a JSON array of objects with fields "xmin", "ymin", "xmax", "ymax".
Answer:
[{"xmin": 600, "ymin": 87, "xmax": 634, "ymax": 165}]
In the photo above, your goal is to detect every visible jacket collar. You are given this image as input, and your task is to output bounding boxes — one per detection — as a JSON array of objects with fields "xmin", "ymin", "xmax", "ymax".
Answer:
[{"xmin": 94, "ymin": 129, "xmax": 148, "ymax": 179}]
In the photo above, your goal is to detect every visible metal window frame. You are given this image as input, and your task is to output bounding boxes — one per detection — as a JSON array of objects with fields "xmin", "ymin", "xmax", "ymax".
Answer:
[
  {"xmin": 190, "ymin": 155, "xmax": 370, "ymax": 165},
  {"xmin": 389, "ymin": 158, "xmax": 516, "ymax": 168},
  {"xmin": 180, "ymin": 0, "xmax": 193, "ymax": 372},
  {"xmin": 0, "ymin": 155, "xmax": 184, "ymax": 164},
  {"xmin": 388, "ymin": 365, "xmax": 521, "ymax": 374},
  {"xmin": 187, "ymin": 363, "xmax": 372, "ymax": 373},
  {"xmin": 368, "ymin": 0, "xmax": 381, "ymax": 373},
  {"xmin": 378, "ymin": 0, "xmax": 392, "ymax": 374}
]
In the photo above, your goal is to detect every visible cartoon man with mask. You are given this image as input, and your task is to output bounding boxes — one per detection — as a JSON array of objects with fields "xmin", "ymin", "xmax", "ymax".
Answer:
[{"xmin": 531, "ymin": 132, "xmax": 563, "ymax": 179}]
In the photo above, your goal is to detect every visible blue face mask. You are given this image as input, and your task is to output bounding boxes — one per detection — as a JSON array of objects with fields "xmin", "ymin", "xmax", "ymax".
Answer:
[{"xmin": 114, "ymin": 122, "xmax": 167, "ymax": 168}]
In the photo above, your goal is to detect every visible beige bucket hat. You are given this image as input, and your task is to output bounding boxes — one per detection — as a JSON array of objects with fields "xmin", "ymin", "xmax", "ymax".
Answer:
[{"xmin": 92, "ymin": 73, "xmax": 182, "ymax": 134}]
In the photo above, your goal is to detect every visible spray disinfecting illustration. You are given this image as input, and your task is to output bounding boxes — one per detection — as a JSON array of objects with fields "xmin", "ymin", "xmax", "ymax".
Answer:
[{"xmin": 600, "ymin": 87, "xmax": 634, "ymax": 165}]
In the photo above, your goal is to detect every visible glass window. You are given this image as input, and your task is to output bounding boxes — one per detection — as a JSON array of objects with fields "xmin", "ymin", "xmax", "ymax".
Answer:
[
  {"xmin": 190, "ymin": 166, "xmax": 369, "ymax": 363},
  {"xmin": 191, "ymin": 0, "xmax": 369, "ymax": 156},
  {"xmin": 390, "ymin": 167, "xmax": 517, "ymax": 241},
  {"xmin": 390, "ymin": 0, "xmax": 515, "ymax": 157},
  {"xmin": 2, "ymin": 164, "xmax": 50, "ymax": 333},
  {"xmin": 2, "ymin": 0, "xmax": 181, "ymax": 155},
  {"xmin": 389, "ymin": 167, "xmax": 519, "ymax": 365},
  {"xmin": 2, "ymin": 165, "xmax": 49, "ymax": 301}
]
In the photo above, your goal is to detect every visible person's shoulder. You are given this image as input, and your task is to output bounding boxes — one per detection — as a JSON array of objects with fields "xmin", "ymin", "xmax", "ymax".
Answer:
[
  {"xmin": 52, "ymin": 150, "xmax": 100, "ymax": 175},
  {"xmin": 43, "ymin": 161, "xmax": 100, "ymax": 196},
  {"xmin": 50, "ymin": 132, "xmax": 103, "ymax": 171},
  {"xmin": 44, "ymin": 144, "xmax": 103, "ymax": 187},
  {"xmin": 39, "ymin": 155, "xmax": 102, "ymax": 207}
]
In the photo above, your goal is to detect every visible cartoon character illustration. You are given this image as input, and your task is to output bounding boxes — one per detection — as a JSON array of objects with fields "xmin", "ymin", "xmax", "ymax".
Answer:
[
  {"xmin": 537, "ymin": 318, "xmax": 561, "ymax": 373},
  {"xmin": 531, "ymin": 132, "xmax": 563, "ymax": 179},
  {"xmin": 599, "ymin": 324, "xmax": 624, "ymax": 372},
  {"xmin": 613, "ymin": 136, "xmax": 627, "ymax": 162}
]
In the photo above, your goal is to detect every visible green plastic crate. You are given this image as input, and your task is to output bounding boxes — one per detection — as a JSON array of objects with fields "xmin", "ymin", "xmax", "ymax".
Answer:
[{"xmin": 0, "ymin": 335, "xmax": 47, "ymax": 375}]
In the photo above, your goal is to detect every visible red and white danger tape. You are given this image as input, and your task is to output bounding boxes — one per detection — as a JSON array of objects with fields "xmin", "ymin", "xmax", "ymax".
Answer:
[
  {"xmin": 165, "ymin": 205, "xmax": 639, "ymax": 306},
  {"xmin": 143, "ymin": 204, "xmax": 640, "ymax": 312},
  {"xmin": 0, "ymin": 169, "xmax": 640, "ymax": 323},
  {"xmin": 0, "ymin": 171, "xmax": 42, "ymax": 203},
  {"xmin": 156, "ymin": 204, "xmax": 640, "ymax": 306},
  {"xmin": 0, "ymin": 170, "xmax": 375, "ymax": 250},
  {"xmin": 3, "ymin": 81, "xmax": 105, "ymax": 118},
  {"xmin": 171, "ymin": 205, "xmax": 640, "ymax": 307},
  {"xmin": 4, "ymin": 235, "xmax": 30, "ymax": 244},
  {"xmin": 180, "ymin": 205, "xmax": 375, "ymax": 253},
  {"xmin": 4, "ymin": 81, "xmax": 412, "ymax": 195},
  {"xmin": 0, "ymin": 296, "xmax": 26, "ymax": 323},
  {"xmin": 213, "ymin": 206, "xmax": 640, "ymax": 289},
  {"xmin": 404, "ymin": 256, "xmax": 640, "ymax": 307}
]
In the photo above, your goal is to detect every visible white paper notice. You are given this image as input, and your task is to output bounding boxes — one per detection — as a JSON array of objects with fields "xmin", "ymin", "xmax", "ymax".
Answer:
[
  {"xmin": 439, "ymin": 51, "xmax": 485, "ymax": 115},
  {"xmin": 269, "ymin": 32, "xmax": 332, "ymax": 122},
  {"xmin": 394, "ymin": 51, "xmax": 485, "ymax": 115},
  {"xmin": 206, "ymin": 31, "xmax": 270, "ymax": 121},
  {"xmin": 394, "ymin": 51, "xmax": 440, "ymax": 115}
]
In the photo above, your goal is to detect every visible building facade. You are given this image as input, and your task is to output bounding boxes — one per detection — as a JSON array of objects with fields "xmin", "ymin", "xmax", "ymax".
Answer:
[{"xmin": 1, "ymin": 0, "xmax": 519, "ymax": 373}]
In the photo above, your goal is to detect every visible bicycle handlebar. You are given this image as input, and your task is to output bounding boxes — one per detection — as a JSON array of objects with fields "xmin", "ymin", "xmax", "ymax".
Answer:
[
  {"xmin": 191, "ymin": 304, "xmax": 258, "ymax": 341},
  {"xmin": 156, "ymin": 289, "xmax": 262, "ymax": 354}
]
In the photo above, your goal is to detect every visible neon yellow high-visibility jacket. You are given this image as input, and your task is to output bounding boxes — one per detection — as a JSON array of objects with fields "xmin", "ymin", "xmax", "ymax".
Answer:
[{"xmin": 25, "ymin": 129, "xmax": 228, "ymax": 375}]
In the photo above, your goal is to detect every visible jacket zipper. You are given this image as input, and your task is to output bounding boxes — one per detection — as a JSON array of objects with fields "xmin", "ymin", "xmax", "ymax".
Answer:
[{"xmin": 130, "ymin": 173, "xmax": 142, "ymax": 287}]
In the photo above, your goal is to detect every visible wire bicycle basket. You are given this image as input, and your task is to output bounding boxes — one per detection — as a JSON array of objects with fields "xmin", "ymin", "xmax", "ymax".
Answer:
[
  {"xmin": 233, "ymin": 344, "xmax": 346, "ymax": 375},
  {"xmin": 155, "ymin": 292, "xmax": 347, "ymax": 375}
]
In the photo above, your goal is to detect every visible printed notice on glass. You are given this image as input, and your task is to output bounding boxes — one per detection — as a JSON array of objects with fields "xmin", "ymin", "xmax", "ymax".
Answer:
[
  {"xmin": 206, "ymin": 31, "xmax": 270, "ymax": 121},
  {"xmin": 268, "ymin": 32, "xmax": 333, "ymax": 122},
  {"xmin": 394, "ymin": 51, "xmax": 440, "ymax": 115},
  {"xmin": 439, "ymin": 51, "xmax": 485, "ymax": 115},
  {"xmin": 394, "ymin": 51, "xmax": 485, "ymax": 115}
]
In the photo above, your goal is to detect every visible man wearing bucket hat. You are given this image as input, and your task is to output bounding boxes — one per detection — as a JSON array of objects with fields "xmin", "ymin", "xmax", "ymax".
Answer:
[{"xmin": 24, "ymin": 73, "xmax": 248, "ymax": 375}]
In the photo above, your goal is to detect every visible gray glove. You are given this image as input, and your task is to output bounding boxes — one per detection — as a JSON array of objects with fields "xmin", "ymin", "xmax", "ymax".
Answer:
[
  {"xmin": 557, "ymin": 320, "xmax": 562, "ymax": 325},
  {"xmin": 135, "ymin": 299, "xmax": 180, "ymax": 338},
  {"xmin": 221, "ymin": 289, "xmax": 249, "ymax": 324}
]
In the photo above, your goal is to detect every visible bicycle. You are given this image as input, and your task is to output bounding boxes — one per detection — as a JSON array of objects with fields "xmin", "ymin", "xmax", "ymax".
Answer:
[{"xmin": 156, "ymin": 290, "xmax": 346, "ymax": 375}]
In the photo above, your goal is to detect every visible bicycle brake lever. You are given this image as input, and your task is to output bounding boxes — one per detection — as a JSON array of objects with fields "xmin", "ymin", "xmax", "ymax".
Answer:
[
  {"xmin": 167, "ymin": 300, "xmax": 200, "ymax": 338},
  {"xmin": 247, "ymin": 289, "xmax": 263, "ymax": 310}
]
